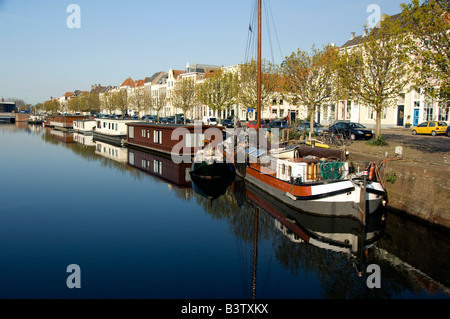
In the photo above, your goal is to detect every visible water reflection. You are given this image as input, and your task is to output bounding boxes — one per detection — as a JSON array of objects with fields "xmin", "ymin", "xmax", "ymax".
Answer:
[{"xmin": 1, "ymin": 124, "xmax": 447, "ymax": 298}]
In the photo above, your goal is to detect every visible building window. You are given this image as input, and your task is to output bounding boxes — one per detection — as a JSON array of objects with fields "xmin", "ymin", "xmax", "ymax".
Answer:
[
  {"xmin": 424, "ymin": 101, "xmax": 433, "ymax": 121},
  {"xmin": 366, "ymin": 106, "xmax": 374, "ymax": 120},
  {"xmin": 438, "ymin": 102, "xmax": 449, "ymax": 121}
]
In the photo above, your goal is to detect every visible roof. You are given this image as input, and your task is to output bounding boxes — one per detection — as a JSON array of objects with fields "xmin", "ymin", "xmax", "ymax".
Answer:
[
  {"xmin": 144, "ymin": 72, "xmax": 165, "ymax": 84},
  {"xmin": 134, "ymin": 79, "xmax": 145, "ymax": 87},
  {"xmin": 341, "ymin": 13, "xmax": 404, "ymax": 48},
  {"xmin": 120, "ymin": 77, "xmax": 135, "ymax": 87}
]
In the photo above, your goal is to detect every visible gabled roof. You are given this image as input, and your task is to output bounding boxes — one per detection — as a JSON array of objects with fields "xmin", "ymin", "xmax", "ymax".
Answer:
[
  {"xmin": 120, "ymin": 77, "xmax": 135, "ymax": 87},
  {"xmin": 144, "ymin": 71, "xmax": 165, "ymax": 84}
]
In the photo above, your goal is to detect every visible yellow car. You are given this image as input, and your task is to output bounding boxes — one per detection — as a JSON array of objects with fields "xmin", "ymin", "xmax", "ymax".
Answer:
[{"xmin": 412, "ymin": 121, "xmax": 448, "ymax": 136}]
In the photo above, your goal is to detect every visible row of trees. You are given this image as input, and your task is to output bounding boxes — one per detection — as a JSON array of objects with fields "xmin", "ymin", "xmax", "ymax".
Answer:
[
  {"xmin": 162, "ymin": 0, "xmax": 449, "ymax": 133},
  {"xmin": 39, "ymin": 1, "xmax": 448, "ymax": 135}
]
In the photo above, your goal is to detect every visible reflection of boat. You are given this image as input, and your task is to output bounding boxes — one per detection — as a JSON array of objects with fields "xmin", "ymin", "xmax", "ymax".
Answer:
[
  {"xmin": 46, "ymin": 127, "xmax": 75, "ymax": 143},
  {"xmin": 127, "ymin": 146, "xmax": 192, "ymax": 187},
  {"xmin": 95, "ymin": 141, "xmax": 128, "ymax": 163},
  {"xmin": 244, "ymin": 180, "xmax": 386, "ymax": 259},
  {"xmin": 191, "ymin": 173, "xmax": 234, "ymax": 200}
]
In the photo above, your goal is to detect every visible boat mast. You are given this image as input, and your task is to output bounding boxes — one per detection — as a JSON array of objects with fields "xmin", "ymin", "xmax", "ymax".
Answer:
[{"xmin": 256, "ymin": 0, "xmax": 262, "ymax": 130}]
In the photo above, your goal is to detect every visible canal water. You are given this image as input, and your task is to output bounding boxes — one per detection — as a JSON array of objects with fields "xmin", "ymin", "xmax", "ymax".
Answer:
[{"xmin": 0, "ymin": 123, "xmax": 449, "ymax": 299}]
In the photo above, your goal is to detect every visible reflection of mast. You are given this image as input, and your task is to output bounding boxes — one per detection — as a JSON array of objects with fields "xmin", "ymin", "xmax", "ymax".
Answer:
[{"xmin": 252, "ymin": 207, "xmax": 259, "ymax": 299}]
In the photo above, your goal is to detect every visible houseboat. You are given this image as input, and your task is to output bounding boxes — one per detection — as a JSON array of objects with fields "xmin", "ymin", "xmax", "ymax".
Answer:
[
  {"xmin": 73, "ymin": 119, "xmax": 97, "ymax": 134},
  {"xmin": 127, "ymin": 147, "xmax": 192, "ymax": 187},
  {"xmin": 93, "ymin": 119, "xmax": 137, "ymax": 145},
  {"xmin": 125, "ymin": 122, "xmax": 224, "ymax": 159},
  {"xmin": 236, "ymin": 144, "xmax": 388, "ymax": 221},
  {"xmin": 44, "ymin": 115, "xmax": 87, "ymax": 131}
]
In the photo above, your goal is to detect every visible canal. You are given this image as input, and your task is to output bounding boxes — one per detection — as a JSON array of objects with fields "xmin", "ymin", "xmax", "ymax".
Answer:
[{"xmin": 0, "ymin": 123, "xmax": 449, "ymax": 299}]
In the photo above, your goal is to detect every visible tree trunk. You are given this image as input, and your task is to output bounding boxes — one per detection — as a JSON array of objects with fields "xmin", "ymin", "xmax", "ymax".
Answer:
[
  {"xmin": 310, "ymin": 105, "xmax": 315, "ymax": 136},
  {"xmin": 376, "ymin": 109, "xmax": 382, "ymax": 137}
]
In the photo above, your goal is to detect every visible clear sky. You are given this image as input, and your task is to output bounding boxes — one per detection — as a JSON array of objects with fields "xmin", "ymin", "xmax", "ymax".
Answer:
[{"xmin": 0, "ymin": 0, "xmax": 408, "ymax": 104}]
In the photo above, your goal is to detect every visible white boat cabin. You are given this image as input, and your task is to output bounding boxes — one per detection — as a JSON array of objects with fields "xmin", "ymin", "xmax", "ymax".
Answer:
[
  {"xmin": 73, "ymin": 119, "xmax": 97, "ymax": 133},
  {"xmin": 95, "ymin": 119, "xmax": 136, "ymax": 136}
]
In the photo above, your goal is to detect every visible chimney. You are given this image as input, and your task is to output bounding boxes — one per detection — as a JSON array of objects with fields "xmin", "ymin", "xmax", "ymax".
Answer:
[{"xmin": 350, "ymin": 32, "xmax": 356, "ymax": 40}]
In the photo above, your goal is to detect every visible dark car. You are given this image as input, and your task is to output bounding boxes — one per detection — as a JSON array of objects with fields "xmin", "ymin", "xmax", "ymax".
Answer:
[
  {"xmin": 221, "ymin": 119, "xmax": 234, "ymax": 128},
  {"xmin": 296, "ymin": 122, "xmax": 326, "ymax": 135},
  {"xmin": 328, "ymin": 122, "xmax": 373, "ymax": 140},
  {"xmin": 176, "ymin": 117, "xmax": 191, "ymax": 124},
  {"xmin": 446, "ymin": 126, "xmax": 450, "ymax": 137},
  {"xmin": 267, "ymin": 120, "xmax": 288, "ymax": 129}
]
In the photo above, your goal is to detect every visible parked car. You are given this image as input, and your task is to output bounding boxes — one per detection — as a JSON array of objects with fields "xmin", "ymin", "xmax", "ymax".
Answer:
[
  {"xmin": 296, "ymin": 122, "xmax": 326, "ymax": 135},
  {"xmin": 203, "ymin": 116, "xmax": 218, "ymax": 125},
  {"xmin": 267, "ymin": 120, "xmax": 288, "ymax": 129},
  {"xmin": 176, "ymin": 117, "xmax": 191, "ymax": 124},
  {"xmin": 246, "ymin": 120, "xmax": 267, "ymax": 129},
  {"xmin": 159, "ymin": 117, "xmax": 169, "ymax": 123},
  {"xmin": 447, "ymin": 126, "xmax": 450, "ymax": 137},
  {"xmin": 328, "ymin": 122, "xmax": 374, "ymax": 140},
  {"xmin": 412, "ymin": 121, "xmax": 448, "ymax": 136},
  {"xmin": 221, "ymin": 119, "xmax": 234, "ymax": 128}
]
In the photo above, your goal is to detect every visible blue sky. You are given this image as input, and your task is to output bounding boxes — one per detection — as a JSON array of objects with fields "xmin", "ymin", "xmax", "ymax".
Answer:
[{"xmin": 0, "ymin": 0, "xmax": 408, "ymax": 104}]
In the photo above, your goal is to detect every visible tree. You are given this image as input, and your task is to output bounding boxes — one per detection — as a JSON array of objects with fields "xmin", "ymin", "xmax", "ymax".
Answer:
[
  {"xmin": 68, "ymin": 96, "xmax": 81, "ymax": 113},
  {"xmin": 170, "ymin": 78, "xmax": 196, "ymax": 124},
  {"xmin": 43, "ymin": 99, "xmax": 60, "ymax": 114},
  {"xmin": 281, "ymin": 45, "xmax": 338, "ymax": 135},
  {"xmin": 197, "ymin": 69, "xmax": 238, "ymax": 123},
  {"xmin": 129, "ymin": 87, "xmax": 151, "ymax": 118},
  {"xmin": 238, "ymin": 59, "xmax": 278, "ymax": 121},
  {"xmin": 401, "ymin": 0, "xmax": 450, "ymax": 104},
  {"xmin": 110, "ymin": 90, "xmax": 128, "ymax": 116},
  {"xmin": 153, "ymin": 89, "xmax": 167, "ymax": 123},
  {"xmin": 335, "ymin": 16, "xmax": 413, "ymax": 137},
  {"xmin": 100, "ymin": 92, "xmax": 114, "ymax": 114}
]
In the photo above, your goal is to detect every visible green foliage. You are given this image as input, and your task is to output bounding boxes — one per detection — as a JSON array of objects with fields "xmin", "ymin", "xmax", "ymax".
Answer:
[
  {"xmin": 385, "ymin": 171, "xmax": 397, "ymax": 184},
  {"xmin": 366, "ymin": 135, "xmax": 389, "ymax": 146},
  {"xmin": 401, "ymin": 0, "xmax": 450, "ymax": 102}
]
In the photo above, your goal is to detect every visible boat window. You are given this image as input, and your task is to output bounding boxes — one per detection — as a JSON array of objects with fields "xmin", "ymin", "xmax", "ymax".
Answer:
[
  {"xmin": 289, "ymin": 166, "xmax": 292, "ymax": 176},
  {"xmin": 129, "ymin": 126, "xmax": 134, "ymax": 139},
  {"xmin": 282, "ymin": 164, "xmax": 285, "ymax": 174}
]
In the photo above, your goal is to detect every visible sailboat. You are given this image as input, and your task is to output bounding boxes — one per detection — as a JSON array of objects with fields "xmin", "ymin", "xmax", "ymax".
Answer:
[{"xmin": 235, "ymin": 0, "xmax": 390, "ymax": 222}]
